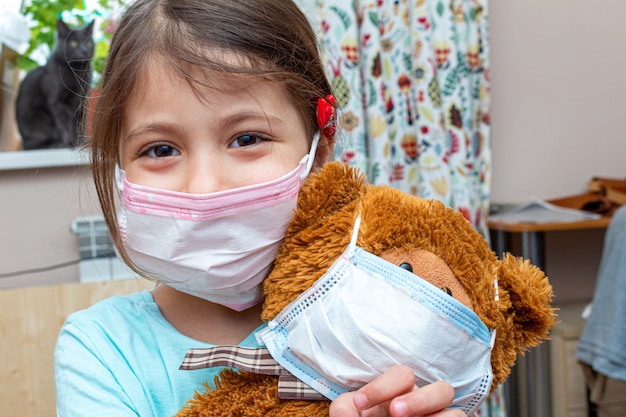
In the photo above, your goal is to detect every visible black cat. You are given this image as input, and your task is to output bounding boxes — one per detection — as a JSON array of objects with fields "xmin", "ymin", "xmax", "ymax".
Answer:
[{"xmin": 16, "ymin": 19, "xmax": 94, "ymax": 150}]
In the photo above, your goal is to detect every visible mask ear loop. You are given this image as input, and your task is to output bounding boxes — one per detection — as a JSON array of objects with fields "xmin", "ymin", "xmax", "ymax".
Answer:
[
  {"xmin": 115, "ymin": 164, "xmax": 124, "ymax": 191},
  {"xmin": 490, "ymin": 275, "xmax": 500, "ymax": 349},
  {"xmin": 301, "ymin": 95, "xmax": 336, "ymax": 179},
  {"xmin": 301, "ymin": 132, "xmax": 320, "ymax": 179},
  {"xmin": 346, "ymin": 213, "xmax": 362, "ymax": 259}
]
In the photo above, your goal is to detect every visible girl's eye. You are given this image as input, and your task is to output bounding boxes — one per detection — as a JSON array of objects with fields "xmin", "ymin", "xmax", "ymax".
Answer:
[
  {"xmin": 141, "ymin": 144, "xmax": 180, "ymax": 158},
  {"xmin": 230, "ymin": 133, "xmax": 267, "ymax": 148}
]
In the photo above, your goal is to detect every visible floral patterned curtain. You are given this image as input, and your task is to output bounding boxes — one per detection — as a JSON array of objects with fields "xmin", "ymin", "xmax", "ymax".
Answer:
[
  {"xmin": 296, "ymin": 1, "xmax": 502, "ymax": 415},
  {"xmin": 297, "ymin": 0, "xmax": 491, "ymax": 236}
]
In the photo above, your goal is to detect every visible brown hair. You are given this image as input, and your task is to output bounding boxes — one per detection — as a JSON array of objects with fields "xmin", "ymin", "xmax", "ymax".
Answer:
[{"xmin": 90, "ymin": 0, "xmax": 333, "ymax": 266}]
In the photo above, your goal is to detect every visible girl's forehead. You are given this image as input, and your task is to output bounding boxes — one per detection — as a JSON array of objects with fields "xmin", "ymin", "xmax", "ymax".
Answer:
[
  {"xmin": 124, "ymin": 55, "xmax": 297, "ymax": 120},
  {"xmin": 134, "ymin": 52, "xmax": 271, "ymax": 96}
]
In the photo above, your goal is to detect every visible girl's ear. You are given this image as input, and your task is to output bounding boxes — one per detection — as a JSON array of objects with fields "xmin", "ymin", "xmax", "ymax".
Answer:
[
  {"xmin": 312, "ymin": 94, "xmax": 337, "ymax": 172},
  {"xmin": 312, "ymin": 135, "xmax": 333, "ymax": 172}
]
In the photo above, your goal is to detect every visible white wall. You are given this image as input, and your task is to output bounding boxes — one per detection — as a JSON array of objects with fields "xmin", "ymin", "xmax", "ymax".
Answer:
[
  {"xmin": 490, "ymin": 0, "xmax": 626, "ymax": 204},
  {"xmin": 489, "ymin": 0, "xmax": 626, "ymax": 305},
  {"xmin": 0, "ymin": 152, "xmax": 101, "ymax": 289}
]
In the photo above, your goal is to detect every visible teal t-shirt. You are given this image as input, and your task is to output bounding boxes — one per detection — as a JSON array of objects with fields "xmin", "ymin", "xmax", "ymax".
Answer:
[{"xmin": 55, "ymin": 290, "xmax": 265, "ymax": 417}]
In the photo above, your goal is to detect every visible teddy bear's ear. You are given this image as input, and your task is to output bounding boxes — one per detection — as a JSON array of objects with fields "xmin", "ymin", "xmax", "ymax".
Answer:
[
  {"xmin": 496, "ymin": 254, "xmax": 558, "ymax": 353},
  {"xmin": 289, "ymin": 161, "xmax": 366, "ymax": 234}
]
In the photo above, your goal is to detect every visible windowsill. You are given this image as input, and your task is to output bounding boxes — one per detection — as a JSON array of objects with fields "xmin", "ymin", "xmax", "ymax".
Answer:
[{"xmin": 0, "ymin": 149, "xmax": 90, "ymax": 171}]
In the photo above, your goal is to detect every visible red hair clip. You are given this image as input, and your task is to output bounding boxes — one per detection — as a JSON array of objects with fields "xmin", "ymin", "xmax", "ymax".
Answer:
[{"xmin": 317, "ymin": 94, "xmax": 336, "ymax": 140}]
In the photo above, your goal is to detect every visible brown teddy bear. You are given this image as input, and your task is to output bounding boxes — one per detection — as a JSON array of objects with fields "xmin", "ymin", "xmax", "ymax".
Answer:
[{"xmin": 175, "ymin": 161, "xmax": 557, "ymax": 417}]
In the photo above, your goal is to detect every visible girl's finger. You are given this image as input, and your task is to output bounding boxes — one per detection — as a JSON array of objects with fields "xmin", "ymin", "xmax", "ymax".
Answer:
[
  {"xmin": 389, "ymin": 380, "xmax": 457, "ymax": 417},
  {"xmin": 353, "ymin": 365, "xmax": 416, "ymax": 410}
]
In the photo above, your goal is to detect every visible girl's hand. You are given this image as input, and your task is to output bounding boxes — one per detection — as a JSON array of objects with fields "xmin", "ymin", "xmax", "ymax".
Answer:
[{"xmin": 329, "ymin": 365, "xmax": 465, "ymax": 417}]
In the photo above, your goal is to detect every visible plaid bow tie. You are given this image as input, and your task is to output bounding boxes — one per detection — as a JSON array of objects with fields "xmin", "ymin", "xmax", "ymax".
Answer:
[{"xmin": 180, "ymin": 346, "xmax": 327, "ymax": 401}]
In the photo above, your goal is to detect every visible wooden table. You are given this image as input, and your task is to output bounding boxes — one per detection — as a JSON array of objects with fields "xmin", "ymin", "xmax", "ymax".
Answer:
[{"xmin": 489, "ymin": 193, "xmax": 613, "ymax": 268}]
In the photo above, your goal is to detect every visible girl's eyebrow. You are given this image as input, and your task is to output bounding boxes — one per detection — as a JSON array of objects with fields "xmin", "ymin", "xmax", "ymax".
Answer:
[
  {"xmin": 220, "ymin": 111, "xmax": 286, "ymax": 130},
  {"xmin": 123, "ymin": 122, "xmax": 185, "ymax": 143}
]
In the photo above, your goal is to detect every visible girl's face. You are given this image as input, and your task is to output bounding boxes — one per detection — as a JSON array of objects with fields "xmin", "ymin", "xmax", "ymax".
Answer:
[{"xmin": 119, "ymin": 58, "xmax": 311, "ymax": 193}]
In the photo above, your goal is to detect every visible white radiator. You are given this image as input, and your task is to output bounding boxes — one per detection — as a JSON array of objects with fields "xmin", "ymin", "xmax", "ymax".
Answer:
[{"xmin": 71, "ymin": 216, "xmax": 139, "ymax": 282}]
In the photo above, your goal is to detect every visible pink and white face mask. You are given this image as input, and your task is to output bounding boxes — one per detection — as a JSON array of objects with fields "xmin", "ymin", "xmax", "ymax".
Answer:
[{"xmin": 116, "ymin": 135, "xmax": 319, "ymax": 311}]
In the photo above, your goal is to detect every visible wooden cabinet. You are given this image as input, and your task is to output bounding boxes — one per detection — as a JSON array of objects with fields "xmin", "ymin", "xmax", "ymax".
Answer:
[
  {"xmin": 550, "ymin": 304, "xmax": 626, "ymax": 417},
  {"xmin": 0, "ymin": 279, "xmax": 153, "ymax": 416},
  {"xmin": 550, "ymin": 304, "xmax": 589, "ymax": 417}
]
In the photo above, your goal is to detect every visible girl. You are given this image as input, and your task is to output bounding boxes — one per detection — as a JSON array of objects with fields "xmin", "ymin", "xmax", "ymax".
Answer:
[{"xmin": 55, "ymin": 0, "xmax": 463, "ymax": 416}]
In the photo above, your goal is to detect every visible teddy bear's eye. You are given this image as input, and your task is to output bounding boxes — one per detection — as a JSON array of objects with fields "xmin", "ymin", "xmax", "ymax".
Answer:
[
  {"xmin": 399, "ymin": 262, "xmax": 413, "ymax": 273},
  {"xmin": 441, "ymin": 287, "xmax": 453, "ymax": 296}
]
